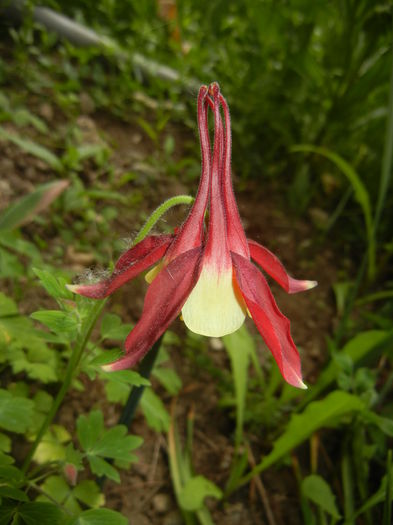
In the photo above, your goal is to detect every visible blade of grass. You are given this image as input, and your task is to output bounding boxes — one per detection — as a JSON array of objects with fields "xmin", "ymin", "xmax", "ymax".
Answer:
[
  {"xmin": 291, "ymin": 144, "xmax": 374, "ymax": 279},
  {"xmin": 341, "ymin": 446, "xmax": 354, "ymax": 525},
  {"xmin": 0, "ymin": 127, "xmax": 62, "ymax": 171},
  {"xmin": 335, "ymin": 41, "xmax": 393, "ymax": 341}
]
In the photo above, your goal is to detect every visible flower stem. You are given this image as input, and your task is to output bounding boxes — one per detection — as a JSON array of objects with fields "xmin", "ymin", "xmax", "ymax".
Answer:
[
  {"xmin": 22, "ymin": 299, "xmax": 107, "ymax": 474},
  {"xmin": 97, "ymin": 336, "xmax": 162, "ymax": 489},
  {"xmin": 118, "ymin": 335, "xmax": 162, "ymax": 428},
  {"xmin": 134, "ymin": 195, "xmax": 194, "ymax": 245}
]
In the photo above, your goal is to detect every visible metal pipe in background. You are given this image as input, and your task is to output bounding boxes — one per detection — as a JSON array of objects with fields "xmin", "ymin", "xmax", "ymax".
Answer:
[{"xmin": 0, "ymin": 0, "xmax": 200, "ymax": 91}]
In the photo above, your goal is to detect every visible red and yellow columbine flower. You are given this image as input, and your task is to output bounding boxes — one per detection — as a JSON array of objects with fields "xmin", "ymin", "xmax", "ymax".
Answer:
[{"xmin": 67, "ymin": 83, "xmax": 317, "ymax": 388}]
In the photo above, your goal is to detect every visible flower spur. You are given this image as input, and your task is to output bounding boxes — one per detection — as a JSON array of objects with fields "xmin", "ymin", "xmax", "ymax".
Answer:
[{"xmin": 67, "ymin": 83, "xmax": 317, "ymax": 388}]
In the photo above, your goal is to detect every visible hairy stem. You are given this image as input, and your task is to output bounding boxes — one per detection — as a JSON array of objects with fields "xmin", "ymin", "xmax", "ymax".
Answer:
[{"xmin": 22, "ymin": 299, "xmax": 107, "ymax": 474}]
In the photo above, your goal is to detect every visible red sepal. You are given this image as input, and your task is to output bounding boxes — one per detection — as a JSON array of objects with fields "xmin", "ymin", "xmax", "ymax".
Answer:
[
  {"xmin": 248, "ymin": 239, "xmax": 317, "ymax": 294},
  {"xmin": 103, "ymin": 247, "xmax": 202, "ymax": 371},
  {"xmin": 69, "ymin": 235, "xmax": 173, "ymax": 299},
  {"xmin": 231, "ymin": 252, "xmax": 305, "ymax": 388}
]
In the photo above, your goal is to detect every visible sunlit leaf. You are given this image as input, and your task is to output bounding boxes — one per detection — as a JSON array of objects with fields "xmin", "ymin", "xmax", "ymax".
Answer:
[
  {"xmin": 33, "ymin": 425, "xmax": 71, "ymax": 464},
  {"xmin": 178, "ymin": 475, "xmax": 223, "ymax": 511},
  {"xmin": 73, "ymin": 480, "xmax": 105, "ymax": 508}
]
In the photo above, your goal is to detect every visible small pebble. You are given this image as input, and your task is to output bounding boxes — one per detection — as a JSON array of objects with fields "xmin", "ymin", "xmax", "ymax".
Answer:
[
  {"xmin": 152, "ymin": 493, "xmax": 172, "ymax": 514},
  {"xmin": 79, "ymin": 92, "xmax": 95, "ymax": 114},
  {"xmin": 39, "ymin": 103, "xmax": 54, "ymax": 121},
  {"xmin": 209, "ymin": 338, "xmax": 224, "ymax": 351}
]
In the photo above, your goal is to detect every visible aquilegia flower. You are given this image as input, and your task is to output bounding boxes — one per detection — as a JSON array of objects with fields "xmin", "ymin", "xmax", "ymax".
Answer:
[{"xmin": 67, "ymin": 82, "xmax": 317, "ymax": 388}]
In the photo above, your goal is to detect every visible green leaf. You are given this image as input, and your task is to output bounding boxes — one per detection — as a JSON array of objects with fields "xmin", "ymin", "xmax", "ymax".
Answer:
[
  {"xmin": 37, "ymin": 476, "xmax": 76, "ymax": 512},
  {"xmin": 0, "ymin": 127, "xmax": 62, "ymax": 171},
  {"xmin": 302, "ymin": 474, "xmax": 341, "ymax": 519},
  {"xmin": 0, "ymin": 180, "xmax": 68, "ymax": 231},
  {"xmin": 0, "ymin": 389, "xmax": 34, "ymax": 433},
  {"xmin": 223, "ymin": 325, "xmax": 254, "ymax": 445},
  {"xmin": 87, "ymin": 425, "xmax": 142, "ymax": 460},
  {"xmin": 0, "ymin": 465, "xmax": 24, "ymax": 485},
  {"xmin": 302, "ymin": 330, "xmax": 391, "ymax": 405},
  {"xmin": 88, "ymin": 349, "xmax": 123, "ymax": 368},
  {"xmin": 354, "ymin": 465, "xmax": 393, "ymax": 518},
  {"xmin": 77, "ymin": 411, "xmax": 104, "ymax": 451},
  {"xmin": 103, "ymin": 370, "xmax": 150, "ymax": 404},
  {"xmin": 0, "ymin": 292, "xmax": 18, "ymax": 316},
  {"xmin": 87, "ymin": 456, "xmax": 120, "ymax": 483},
  {"xmin": 73, "ymin": 481, "xmax": 105, "ymax": 508},
  {"xmin": 65, "ymin": 443, "xmax": 84, "ymax": 471},
  {"xmin": 100, "ymin": 314, "xmax": 121, "ymax": 340},
  {"xmin": 178, "ymin": 475, "xmax": 223, "ymax": 511},
  {"xmin": 3, "ymin": 334, "xmax": 60, "ymax": 384},
  {"xmin": 33, "ymin": 425, "xmax": 71, "ymax": 464},
  {"xmin": 33, "ymin": 391, "xmax": 53, "ymax": 414},
  {"xmin": 152, "ymin": 367, "xmax": 182, "ymax": 395},
  {"xmin": 0, "ymin": 486, "xmax": 29, "ymax": 502},
  {"xmin": 0, "ymin": 231, "xmax": 41, "ymax": 261},
  {"xmin": 0, "ymin": 452, "xmax": 14, "ymax": 465},
  {"xmin": 12, "ymin": 107, "xmax": 48, "ymax": 133},
  {"xmin": 103, "ymin": 323, "xmax": 133, "ymax": 341},
  {"xmin": 258, "ymin": 391, "xmax": 365, "ymax": 472},
  {"xmin": 0, "ymin": 432, "xmax": 11, "ymax": 453},
  {"xmin": 140, "ymin": 388, "xmax": 170, "ymax": 433},
  {"xmin": 33, "ymin": 268, "xmax": 73, "ymax": 301},
  {"xmin": 363, "ymin": 411, "xmax": 393, "ymax": 436},
  {"xmin": 38, "ymin": 477, "xmax": 104, "ymax": 514},
  {"xmin": 77, "ymin": 410, "xmax": 142, "ymax": 475},
  {"xmin": 18, "ymin": 502, "xmax": 65, "ymax": 525},
  {"xmin": 0, "ymin": 246, "xmax": 24, "ymax": 277},
  {"xmin": 71, "ymin": 508, "xmax": 127, "ymax": 525},
  {"xmin": 31, "ymin": 310, "xmax": 79, "ymax": 340},
  {"xmin": 0, "ymin": 501, "xmax": 17, "ymax": 525}
]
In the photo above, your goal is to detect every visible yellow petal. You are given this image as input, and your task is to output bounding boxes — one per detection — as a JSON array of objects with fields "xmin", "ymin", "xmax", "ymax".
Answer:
[{"xmin": 182, "ymin": 265, "xmax": 246, "ymax": 337}]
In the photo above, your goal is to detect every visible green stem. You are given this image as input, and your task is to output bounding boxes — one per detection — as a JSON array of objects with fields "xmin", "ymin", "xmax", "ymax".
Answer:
[
  {"xmin": 134, "ymin": 195, "xmax": 194, "ymax": 244},
  {"xmin": 117, "ymin": 337, "xmax": 162, "ymax": 428},
  {"xmin": 22, "ymin": 299, "xmax": 107, "ymax": 474}
]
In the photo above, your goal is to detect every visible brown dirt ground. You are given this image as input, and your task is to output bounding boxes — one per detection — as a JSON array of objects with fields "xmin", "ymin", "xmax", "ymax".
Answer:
[{"xmin": 1, "ymin": 97, "xmax": 338, "ymax": 525}]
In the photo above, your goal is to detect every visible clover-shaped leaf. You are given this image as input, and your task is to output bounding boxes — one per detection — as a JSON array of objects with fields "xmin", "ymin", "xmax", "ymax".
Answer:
[{"xmin": 76, "ymin": 410, "xmax": 143, "ymax": 483}]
